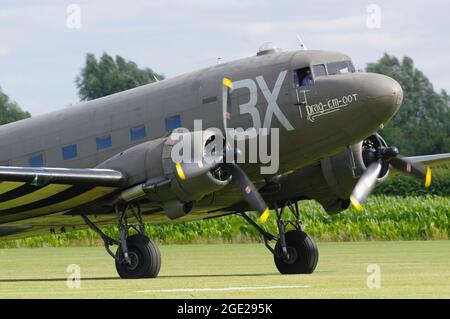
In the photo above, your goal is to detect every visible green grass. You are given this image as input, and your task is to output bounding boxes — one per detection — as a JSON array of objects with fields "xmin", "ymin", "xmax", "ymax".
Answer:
[
  {"xmin": 0, "ymin": 241, "xmax": 449, "ymax": 298},
  {"xmin": 1, "ymin": 195, "xmax": 448, "ymax": 248}
]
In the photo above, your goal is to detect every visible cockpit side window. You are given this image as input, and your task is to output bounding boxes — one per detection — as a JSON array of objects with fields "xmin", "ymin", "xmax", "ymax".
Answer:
[
  {"xmin": 312, "ymin": 64, "xmax": 327, "ymax": 78},
  {"xmin": 327, "ymin": 60, "xmax": 355, "ymax": 75},
  {"xmin": 293, "ymin": 67, "xmax": 314, "ymax": 87}
]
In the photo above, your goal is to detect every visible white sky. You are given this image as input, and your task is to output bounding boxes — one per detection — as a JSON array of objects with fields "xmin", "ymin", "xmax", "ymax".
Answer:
[{"xmin": 0, "ymin": 0, "xmax": 449, "ymax": 115}]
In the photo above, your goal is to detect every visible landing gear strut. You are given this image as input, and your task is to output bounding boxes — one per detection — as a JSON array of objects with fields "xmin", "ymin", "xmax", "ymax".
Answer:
[
  {"xmin": 240, "ymin": 200, "xmax": 319, "ymax": 274},
  {"xmin": 82, "ymin": 203, "xmax": 161, "ymax": 279}
]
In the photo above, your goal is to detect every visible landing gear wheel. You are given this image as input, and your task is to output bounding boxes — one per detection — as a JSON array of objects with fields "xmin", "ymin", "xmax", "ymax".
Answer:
[
  {"xmin": 274, "ymin": 230, "xmax": 318, "ymax": 274},
  {"xmin": 115, "ymin": 234, "xmax": 161, "ymax": 279}
]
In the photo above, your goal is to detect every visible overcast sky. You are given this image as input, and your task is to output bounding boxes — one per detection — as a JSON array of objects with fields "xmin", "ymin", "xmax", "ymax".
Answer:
[{"xmin": 0, "ymin": 0, "xmax": 449, "ymax": 115}]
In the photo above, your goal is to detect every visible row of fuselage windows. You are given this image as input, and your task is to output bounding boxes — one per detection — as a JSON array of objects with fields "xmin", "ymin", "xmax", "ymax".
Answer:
[{"xmin": 27, "ymin": 115, "xmax": 182, "ymax": 167}]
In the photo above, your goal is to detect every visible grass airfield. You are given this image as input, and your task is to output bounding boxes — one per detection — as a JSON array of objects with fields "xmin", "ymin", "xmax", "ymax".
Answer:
[{"xmin": 0, "ymin": 241, "xmax": 449, "ymax": 298}]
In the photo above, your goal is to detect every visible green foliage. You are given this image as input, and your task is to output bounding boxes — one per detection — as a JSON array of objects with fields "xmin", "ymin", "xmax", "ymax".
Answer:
[
  {"xmin": 1, "ymin": 196, "xmax": 448, "ymax": 248},
  {"xmin": 366, "ymin": 54, "xmax": 450, "ymax": 155},
  {"xmin": 75, "ymin": 53, "xmax": 165, "ymax": 101},
  {"xmin": 0, "ymin": 87, "xmax": 30, "ymax": 125}
]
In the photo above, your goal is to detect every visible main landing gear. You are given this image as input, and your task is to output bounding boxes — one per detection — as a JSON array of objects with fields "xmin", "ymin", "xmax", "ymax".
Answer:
[
  {"xmin": 82, "ymin": 203, "xmax": 161, "ymax": 279},
  {"xmin": 240, "ymin": 200, "xmax": 319, "ymax": 274}
]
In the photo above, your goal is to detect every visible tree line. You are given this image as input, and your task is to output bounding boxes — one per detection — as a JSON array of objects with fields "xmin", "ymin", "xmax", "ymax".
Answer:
[
  {"xmin": 366, "ymin": 54, "xmax": 449, "ymax": 155},
  {"xmin": 1, "ymin": 52, "xmax": 448, "ymax": 156}
]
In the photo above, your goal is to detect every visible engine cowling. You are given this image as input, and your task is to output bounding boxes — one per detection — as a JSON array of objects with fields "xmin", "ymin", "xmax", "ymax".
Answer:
[
  {"xmin": 320, "ymin": 134, "xmax": 389, "ymax": 203},
  {"xmin": 270, "ymin": 133, "xmax": 389, "ymax": 214},
  {"xmin": 161, "ymin": 130, "xmax": 230, "ymax": 203},
  {"xmin": 97, "ymin": 130, "xmax": 230, "ymax": 219}
]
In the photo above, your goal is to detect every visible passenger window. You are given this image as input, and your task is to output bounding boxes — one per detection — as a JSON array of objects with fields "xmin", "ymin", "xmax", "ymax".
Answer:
[
  {"xmin": 313, "ymin": 64, "xmax": 327, "ymax": 77},
  {"xmin": 62, "ymin": 144, "xmax": 77, "ymax": 160},
  {"xmin": 130, "ymin": 125, "xmax": 147, "ymax": 141},
  {"xmin": 293, "ymin": 67, "xmax": 314, "ymax": 87},
  {"xmin": 96, "ymin": 135, "xmax": 112, "ymax": 150},
  {"xmin": 29, "ymin": 153, "xmax": 44, "ymax": 167},
  {"xmin": 165, "ymin": 115, "xmax": 181, "ymax": 132}
]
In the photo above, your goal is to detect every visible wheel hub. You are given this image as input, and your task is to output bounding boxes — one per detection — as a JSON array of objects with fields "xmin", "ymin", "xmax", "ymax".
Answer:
[
  {"xmin": 125, "ymin": 251, "xmax": 139, "ymax": 271},
  {"xmin": 282, "ymin": 246, "xmax": 298, "ymax": 264}
]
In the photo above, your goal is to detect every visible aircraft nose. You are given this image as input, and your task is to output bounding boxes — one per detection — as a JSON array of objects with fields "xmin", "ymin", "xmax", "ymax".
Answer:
[{"xmin": 364, "ymin": 74, "xmax": 403, "ymax": 122}]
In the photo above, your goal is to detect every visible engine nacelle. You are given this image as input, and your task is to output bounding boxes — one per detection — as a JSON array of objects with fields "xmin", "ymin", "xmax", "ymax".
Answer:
[
  {"xmin": 161, "ymin": 130, "xmax": 230, "ymax": 204},
  {"xmin": 320, "ymin": 134, "xmax": 389, "ymax": 207},
  {"xmin": 97, "ymin": 130, "xmax": 230, "ymax": 219},
  {"xmin": 271, "ymin": 134, "xmax": 389, "ymax": 214}
]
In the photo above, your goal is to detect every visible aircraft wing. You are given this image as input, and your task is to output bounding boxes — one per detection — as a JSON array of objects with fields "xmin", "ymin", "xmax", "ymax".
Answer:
[
  {"xmin": 0, "ymin": 166, "xmax": 125, "ymax": 223},
  {"xmin": 401, "ymin": 153, "xmax": 450, "ymax": 167}
]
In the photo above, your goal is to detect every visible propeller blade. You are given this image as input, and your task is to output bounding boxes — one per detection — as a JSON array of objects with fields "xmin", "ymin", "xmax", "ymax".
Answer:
[
  {"xmin": 222, "ymin": 77, "xmax": 269, "ymax": 221},
  {"xmin": 228, "ymin": 163, "xmax": 270, "ymax": 223},
  {"xmin": 222, "ymin": 77, "xmax": 232, "ymax": 123},
  {"xmin": 350, "ymin": 161, "xmax": 382, "ymax": 211},
  {"xmin": 390, "ymin": 157, "xmax": 432, "ymax": 188},
  {"xmin": 175, "ymin": 161, "xmax": 218, "ymax": 181},
  {"xmin": 223, "ymin": 77, "xmax": 233, "ymax": 90}
]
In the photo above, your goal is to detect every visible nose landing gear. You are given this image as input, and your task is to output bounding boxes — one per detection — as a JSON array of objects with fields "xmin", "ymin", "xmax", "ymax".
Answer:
[
  {"xmin": 82, "ymin": 203, "xmax": 161, "ymax": 279},
  {"xmin": 240, "ymin": 200, "xmax": 319, "ymax": 274}
]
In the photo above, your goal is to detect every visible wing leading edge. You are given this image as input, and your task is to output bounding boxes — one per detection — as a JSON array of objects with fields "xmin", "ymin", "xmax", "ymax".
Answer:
[{"xmin": 402, "ymin": 153, "xmax": 450, "ymax": 167}]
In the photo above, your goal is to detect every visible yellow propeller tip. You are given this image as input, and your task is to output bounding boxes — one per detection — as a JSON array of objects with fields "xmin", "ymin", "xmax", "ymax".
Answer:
[
  {"xmin": 175, "ymin": 162, "xmax": 186, "ymax": 180},
  {"xmin": 223, "ymin": 77, "xmax": 233, "ymax": 89},
  {"xmin": 350, "ymin": 196, "xmax": 363, "ymax": 212},
  {"xmin": 425, "ymin": 167, "xmax": 432, "ymax": 189},
  {"xmin": 259, "ymin": 208, "xmax": 270, "ymax": 223}
]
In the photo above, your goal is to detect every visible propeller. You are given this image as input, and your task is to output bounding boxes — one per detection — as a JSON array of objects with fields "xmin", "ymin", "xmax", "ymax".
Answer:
[
  {"xmin": 174, "ymin": 77, "xmax": 270, "ymax": 223},
  {"xmin": 175, "ymin": 153, "xmax": 270, "ymax": 223},
  {"xmin": 350, "ymin": 160, "xmax": 382, "ymax": 211},
  {"xmin": 350, "ymin": 138, "xmax": 432, "ymax": 211},
  {"xmin": 222, "ymin": 77, "xmax": 233, "ymax": 139},
  {"xmin": 174, "ymin": 146, "xmax": 236, "ymax": 181},
  {"xmin": 222, "ymin": 77, "xmax": 270, "ymax": 222}
]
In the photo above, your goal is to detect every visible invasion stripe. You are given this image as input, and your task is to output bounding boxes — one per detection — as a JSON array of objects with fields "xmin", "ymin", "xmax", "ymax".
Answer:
[
  {"xmin": 0, "ymin": 184, "xmax": 44, "ymax": 202},
  {"xmin": 0, "ymin": 184, "xmax": 72, "ymax": 210},
  {"xmin": 0, "ymin": 185, "xmax": 95, "ymax": 216},
  {"xmin": 0, "ymin": 186, "xmax": 117, "ymax": 221},
  {"xmin": 0, "ymin": 187, "xmax": 116, "ymax": 223},
  {"xmin": 0, "ymin": 181, "xmax": 26, "ymax": 195}
]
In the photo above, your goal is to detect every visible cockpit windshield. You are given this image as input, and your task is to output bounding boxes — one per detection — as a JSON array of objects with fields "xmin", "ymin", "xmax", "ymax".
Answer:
[
  {"xmin": 326, "ymin": 60, "xmax": 355, "ymax": 75},
  {"xmin": 293, "ymin": 60, "xmax": 356, "ymax": 87}
]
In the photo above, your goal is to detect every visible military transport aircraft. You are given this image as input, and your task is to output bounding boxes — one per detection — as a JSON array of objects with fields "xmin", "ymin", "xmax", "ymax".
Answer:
[{"xmin": 0, "ymin": 44, "xmax": 449, "ymax": 278}]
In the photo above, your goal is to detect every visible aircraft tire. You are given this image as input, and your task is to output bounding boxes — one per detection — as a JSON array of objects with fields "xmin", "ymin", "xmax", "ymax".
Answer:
[
  {"xmin": 274, "ymin": 230, "xmax": 319, "ymax": 274},
  {"xmin": 115, "ymin": 234, "xmax": 161, "ymax": 279}
]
